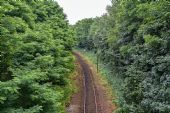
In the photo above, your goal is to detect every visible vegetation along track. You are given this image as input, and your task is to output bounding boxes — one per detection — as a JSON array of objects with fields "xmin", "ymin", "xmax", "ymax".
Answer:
[{"xmin": 73, "ymin": 52, "xmax": 101, "ymax": 113}]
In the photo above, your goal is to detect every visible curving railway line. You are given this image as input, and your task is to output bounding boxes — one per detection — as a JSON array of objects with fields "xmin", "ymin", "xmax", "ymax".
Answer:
[{"xmin": 73, "ymin": 52, "xmax": 100, "ymax": 113}]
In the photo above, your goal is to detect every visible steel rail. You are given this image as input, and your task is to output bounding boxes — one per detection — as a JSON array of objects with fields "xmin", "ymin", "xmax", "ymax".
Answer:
[
  {"xmin": 82, "ymin": 68, "xmax": 86, "ymax": 113},
  {"xmin": 89, "ymin": 68, "xmax": 99, "ymax": 113}
]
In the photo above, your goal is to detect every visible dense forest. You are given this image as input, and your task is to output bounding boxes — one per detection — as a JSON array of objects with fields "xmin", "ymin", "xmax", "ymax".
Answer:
[
  {"xmin": 1, "ymin": 0, "xmax": 170, "ymax": 113},
  {"xmin": 74, "ymin": 0, "xmax": 170, "ymax": 113},
  {"xmin": 0, "ymin": 0, "xmax": 75, "ymax": 113}
]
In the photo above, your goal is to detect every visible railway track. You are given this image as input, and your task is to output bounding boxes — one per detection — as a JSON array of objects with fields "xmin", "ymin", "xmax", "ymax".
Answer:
[{"xmin": 74, "ymin": 52, "xmax": 100, "ymax": 113}]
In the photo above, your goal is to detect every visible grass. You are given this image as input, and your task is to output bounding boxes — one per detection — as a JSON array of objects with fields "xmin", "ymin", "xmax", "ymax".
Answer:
[{"xmin": 74, "ymin": 48, "xmax": 125, "ymax": 113}]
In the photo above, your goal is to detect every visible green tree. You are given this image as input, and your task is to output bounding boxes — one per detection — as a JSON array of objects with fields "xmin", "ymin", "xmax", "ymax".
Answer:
[
  {"xmin": 74, "ymin": 18, "xmax": 94, "ymax": 50},
  {"xmin": 0, "ymin": 0, "xmax": 75, "ymax": 113}
]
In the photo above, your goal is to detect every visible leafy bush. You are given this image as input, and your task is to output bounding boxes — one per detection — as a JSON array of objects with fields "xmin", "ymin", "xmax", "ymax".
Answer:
[{"xmin": 0, "ymin": 0, "xmax": 75, "ymax": 112}]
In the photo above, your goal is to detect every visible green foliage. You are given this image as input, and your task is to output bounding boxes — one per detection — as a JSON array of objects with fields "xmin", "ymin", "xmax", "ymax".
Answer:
[
  {"xmin": 74, "ymin": 18, "xmax": 94, "ymax": 50},
  {"xmin": 74, "ymin": 0, "xmax": 170, "ymax": 113},
  {"xmin": 0, "ymin": 0, "xmax": 75, "ymax": 113}
]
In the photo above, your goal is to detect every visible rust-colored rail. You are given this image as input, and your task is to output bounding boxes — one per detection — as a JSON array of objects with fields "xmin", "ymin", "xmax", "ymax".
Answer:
[{"xmin": 74, "ymin": 52, "xmax": 99, "ymax": 113}]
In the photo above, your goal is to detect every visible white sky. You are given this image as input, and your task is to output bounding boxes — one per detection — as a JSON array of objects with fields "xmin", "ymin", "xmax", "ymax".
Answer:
[{"xmin": 57, "ymin": 0, "xmax": 111, "ymax": 24}]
